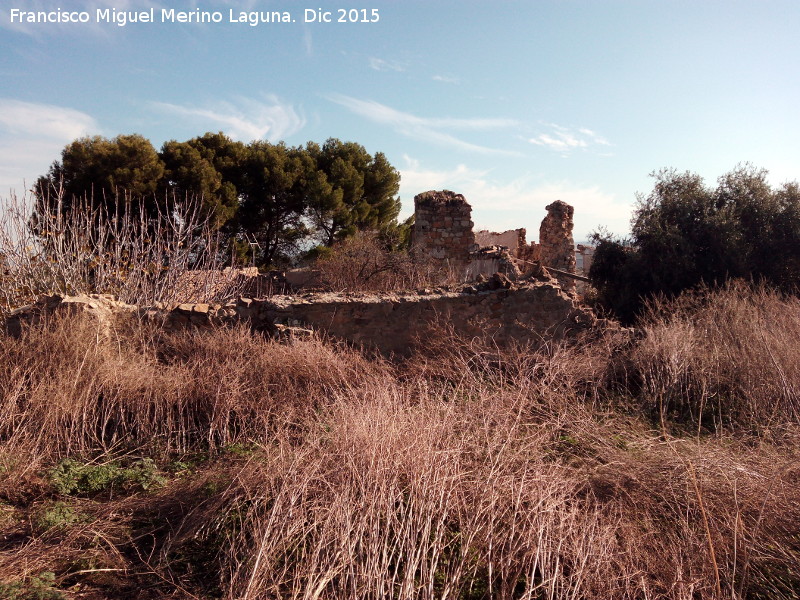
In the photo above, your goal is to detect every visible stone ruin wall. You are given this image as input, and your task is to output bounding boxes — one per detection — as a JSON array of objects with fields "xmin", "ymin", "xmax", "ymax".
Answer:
[
  {"xmin": 539, "ymin": 200, "xmax": 576, "ymax": 271},
  {"xmin": 5, "ymin": 282, "xmax": 603, "ymax": 355},
  {"xmin": 537, "ymin": 200, "xmax": 577, "ymax": 291},
  {"xmin": 412, "ymin": 190, "xmax": 475, "ymax": 271},
  {"xmin": 474, "ymin": 228, "xmax": 527, "ymax": 254},
  {"xmin": 474, "ymin": 228, "xmax": 541, "ymax": 265}
]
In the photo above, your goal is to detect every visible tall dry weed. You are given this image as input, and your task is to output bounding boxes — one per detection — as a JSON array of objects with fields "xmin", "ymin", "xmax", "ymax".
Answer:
[
  {"xmin": 0, "ymin": 190, "xmax": 241, "ymax": 316},
  {"xmin": 312, "ymin": 232, "xmax": 456, "ymax": 292},
  {"xmin": 634, "ymin": 281, "xmax": 800, "ymax": 431},
  {"xmin": 0, "ymin": 312, "xmax": 383, "ymax": 461}
]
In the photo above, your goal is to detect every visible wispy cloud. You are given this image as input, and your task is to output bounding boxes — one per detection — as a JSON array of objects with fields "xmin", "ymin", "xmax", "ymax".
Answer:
[
  {"xmin": 368, "ymin": 57, "xmax": 406, "ymax": 72},
  {"xmin": 432, "ymin": 74, "xmax": 459, "ymax": 85},
  {"xmin": 528, "ymin": 123, "xmax": 611, "ymax": 153},
  {"xmin": 399, "ymin": 156, "xmax": 630, "ymax": 238},
  {"xmin": 150, "ymin": 95, "xmax": 305, "ymax": 142},
  {"xmin": 399, "ymin": 156, "xmax": 485, "ymax": 197},
  {"xmin": 0, "ymin": 99, "xmax": 99, "ymax": 193},
  {"xmin": 0, "ymin": 99, "xmax": 97, "ymax": 140},
  {"xmin": 302, "ymin": 26, "xmax": 313, "ymax": 56},
  {"xmin": 327, "ymin": 94, "xmax": 520, "ymax": 155}
]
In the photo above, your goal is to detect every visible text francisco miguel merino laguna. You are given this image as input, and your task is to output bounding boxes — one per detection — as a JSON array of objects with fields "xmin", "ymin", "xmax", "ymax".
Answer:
[{"xmin": 9, "ymin": 7, "xmax": 382, "ymax": 27}]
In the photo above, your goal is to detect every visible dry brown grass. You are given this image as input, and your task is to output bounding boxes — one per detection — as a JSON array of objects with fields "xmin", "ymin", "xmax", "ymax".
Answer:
[
  {"xmin": 0, "ymin": 284, "xmax": 798, "ymax": 599},
  {"xmin": 633, "ymin": 281, "xmax": 800, "ymax": 432}
]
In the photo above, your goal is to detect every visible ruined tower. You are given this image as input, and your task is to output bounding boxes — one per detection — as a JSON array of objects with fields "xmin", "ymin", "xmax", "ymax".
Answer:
[
  {"xmin": 539, "ymin": 200, "xmax": 576, "ymax": 291},
  {"xmin": 412, "ymin": 190, "xmax": 475, "ymax": 270}
]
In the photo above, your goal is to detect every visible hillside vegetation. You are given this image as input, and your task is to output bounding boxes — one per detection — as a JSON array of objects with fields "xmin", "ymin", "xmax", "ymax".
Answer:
[{"xmin": 0, "ymin": 283, "xmax": 798, "ymax": 599}]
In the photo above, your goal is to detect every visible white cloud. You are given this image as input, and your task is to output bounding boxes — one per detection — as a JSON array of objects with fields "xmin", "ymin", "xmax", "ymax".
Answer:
[
  {"xmin": 432, "ymin": 74, "xmax": 460, "ymax": 84},
  {"xmin": 398, "ymin": 156, "xmax": 484, "ymax": 201},
  {"xmin": 302, "ymin": 26, "xmax": 313, "ymax": 56},
  {"xmin": 0, "ymin": 99, "xmax": 97, "ymax": 141},
  {"xmin": 150, "ymin": 95, "xmax": 305, "ymax": 142},
  {"xmin": 528, "ymin": 123, "xmax": 611, "ymax": 153},
  {"xmin": 326, "ymin": 94, "xmax": 520, "ymax": 155},
  {"xmin": 399, "ymin": 157, "xmax": 632, "ymax": 238},
  {"xmin": 0, "ymin": 99, "xmax": 99, "ymax": 194},
  {"xmin": 369, "ymin": 57, "xmax": 405, "ymax": 72}
]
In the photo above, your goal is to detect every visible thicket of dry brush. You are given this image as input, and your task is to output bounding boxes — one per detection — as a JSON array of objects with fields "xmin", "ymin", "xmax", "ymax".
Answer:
[
  {"xmin": 0, "ymin": 283, "xmax": 799, "ymax": 599},
  {"xmin": 0, "ymin": 191, "xmax": 240, "ymax": 316}
]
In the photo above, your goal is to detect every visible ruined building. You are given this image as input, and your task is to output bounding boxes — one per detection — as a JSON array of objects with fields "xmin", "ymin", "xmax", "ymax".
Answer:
[
  {"xmin": 473, "ymin": 228, "xmax": 539, "ymax": 263},
  {"xmin": 4, "ymin": 191, "xmax": 604, "ymax": 356},
  {"xmin": 416, "ymin": 191, "xmax": 580, "ymax": 289}
]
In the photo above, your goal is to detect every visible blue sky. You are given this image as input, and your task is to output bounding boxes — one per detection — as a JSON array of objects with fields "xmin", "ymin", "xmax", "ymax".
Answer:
[{"xmin": 1, "ymin": 0, "xmax": 799, "ymax": 241}]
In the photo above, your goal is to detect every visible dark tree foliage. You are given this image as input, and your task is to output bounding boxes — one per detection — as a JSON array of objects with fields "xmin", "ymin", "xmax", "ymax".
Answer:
[
  {"xmin": 590, "ymin": 165, "xmax": 800, "ymax": 324},
  {"xmin": 35, "ymin": 134, "xmax": 165, "ymax": 214},
  {"xmin": 33, "ymin": 133, "xmax": 402, "ymax": 268},
  {"xmin": 235, "ymin": 141, "xmax": 311, "ymax": 266},
  {"xmin": 304, "ymin": 139, "xmax": 401, "ymax": 246},
  {"xmin": 159, "ymin": 138, "xmax": 239, "ymax": 229}
]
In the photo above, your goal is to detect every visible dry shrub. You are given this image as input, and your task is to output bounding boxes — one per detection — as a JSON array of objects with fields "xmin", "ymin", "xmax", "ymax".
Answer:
[
  {"xmin": 407, "ymin": 318, "xmax": 631, "ymax": 413},
  {"xmin": 0, "ymin": 312, "xmax": 385, "ymax": 461},
  {"xmin": 169, "ymin": 339, "xmax": 800, "ymax": 600},
  {"xmin": 633, "ymin": 281, "xmax": 800, "ymax": 431},
  {"xmin": 313, "ymin": 232, "xmax": 450, "ymax": 292},
  {"xmin": 0, "ymin": 190, "xmax": 235, "ymax": 316},
  {"xmin": 186, "ymin": 385, "xmax": 613, "ymax": 600}
]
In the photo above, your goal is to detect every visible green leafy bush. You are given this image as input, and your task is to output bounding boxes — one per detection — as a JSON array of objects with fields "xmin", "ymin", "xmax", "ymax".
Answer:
[
  {"xmin": 0, "ymin": 572, "xmax": 66, "ymax": 600},
  {"xmin": 33, "ymin": 501, "xmax": 85, "ymax": 533},
  {"xmin": 589, "ymin": 165, "xmax": 800, "ymax": 323},
  {"xmin": 48, "ymin": 457, "xmax": 165, "ymax": 496}
]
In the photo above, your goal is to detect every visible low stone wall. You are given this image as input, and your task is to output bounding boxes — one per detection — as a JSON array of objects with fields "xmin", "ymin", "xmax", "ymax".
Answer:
[
  {"xmin": 5, "ymin": 277, "xmax": 601, "ymax": 355},
  {"xmin": 262, "ymin": 281, "xmax": 595, "ymax": 353}
]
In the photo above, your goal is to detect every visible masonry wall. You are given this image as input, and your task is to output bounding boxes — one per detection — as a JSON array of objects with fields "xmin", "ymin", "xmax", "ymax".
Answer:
[
  {"xmin": 474, "ymin": 228, "xmax": 526, "ymax": 253},
  {"xmin": 261, "ymin": 284, "xmax": 593, "ymax": 354},
  {"xmin": 539, "ymin": 200, "xmax": 577, "ymax": 291},
  {"xmin": 412, "ymin": 190, "xmax": 475, "ymax": 269},
  {"xmin": 6, "ymin": 284, "xmax": 599, "ymax": 355}
]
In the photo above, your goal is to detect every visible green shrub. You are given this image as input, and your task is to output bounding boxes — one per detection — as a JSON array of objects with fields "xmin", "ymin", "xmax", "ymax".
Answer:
[
  {"xmin": 0, "ymin": 572, "xmax": 66, "ymax": 600},
  {"xmin": 590, "ymin": 165, "xmax": 800, "ymax": 323},
  {"xmin": 33, "ymin": 501, "xmax": 85, "ymax": 533},
  {"xmin": 48, "ymin": 457, "xmax": 165, "ymax": 496}
]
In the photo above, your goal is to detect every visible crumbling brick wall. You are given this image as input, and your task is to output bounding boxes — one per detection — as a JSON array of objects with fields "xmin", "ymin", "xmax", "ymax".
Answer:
[
  {"xmin": 474, "ymin": 228, "xmax": 526, "ymax": 253},
  {"xmin": 6, "ymin": 282, "xmax": 600, "ymax": 355},
  {"xmin": 539, "ymin": 200, "xmax": 577, "ymax": 291},
  {"xmin": 412, "ymin": 190, "xmax": 475, "ymax": 270},
  {"xmin": 473, "ymin": 228, "xmax": 539, "ymax": 264}
]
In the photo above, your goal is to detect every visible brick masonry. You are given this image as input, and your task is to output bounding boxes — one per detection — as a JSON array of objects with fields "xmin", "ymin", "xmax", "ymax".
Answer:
[{"xmin": 412, "ymin": 190, "xmax": 475, "ymax": 270}]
